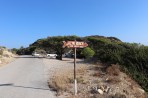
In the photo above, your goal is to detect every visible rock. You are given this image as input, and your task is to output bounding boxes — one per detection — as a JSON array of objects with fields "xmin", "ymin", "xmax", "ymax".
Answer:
[
  {"xmin": 105, "ymin": 86, "xmax": 111, "ymax": 93},
  {"xmin": 106, "ymin": 77, "xmax": 109, "ymax": 82},
  {"xmin": 91, "ymin": 87, "xmax": 98, "ymax": 94},
  {"xmin": 98, "ymin": 89, "xmax": 104, "ymax": 95},
  {"xmin": 123, "ymin": 89, "xmax": 129, "ymax": 95},
  {"xmin": 87, "ymin": 86, "xmax": 90, "ymax": 90},
  {"xmin": 137, "ymin": 88, "xmax": 145, "ymax": 94},
  {"xmin": 116, "ymin": 87, "xmax": 119, "ymax": 89},
  {"xmin": 100, "ymin": 85, "xmax": 105, "ymax": 91},
  {"xmin": 97, "ymin": 85, "xmax": 100, "ymax": 88}
]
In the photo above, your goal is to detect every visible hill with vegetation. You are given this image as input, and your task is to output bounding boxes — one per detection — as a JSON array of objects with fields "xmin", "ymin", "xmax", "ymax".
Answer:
[{"xmin": 15, "ymin": 35, "xmax": 148, "ymax": 92}]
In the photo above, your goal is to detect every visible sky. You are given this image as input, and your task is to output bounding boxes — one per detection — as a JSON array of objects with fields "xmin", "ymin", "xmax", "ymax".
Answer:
[{"xmin": 0, "ymin": 0, "xmax": 148, "ymax": 48}]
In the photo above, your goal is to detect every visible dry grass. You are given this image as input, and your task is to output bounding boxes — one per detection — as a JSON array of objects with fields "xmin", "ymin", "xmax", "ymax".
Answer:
[
  {"xmin": 144, "ymin": 93, "xmax": 148, "ymax": 98},
  {"xmin": 105, "ymin": 76, "xmax": 121, "ymax": 84},
  {"xmin": 48, "ymin": 71, "xmax": 72, "ymax": 93},
  {"xmin": 105, "ymin": 64, "xmax": 122, "ymax": 84},
  {"xmin": 48, "ymin": 65, "xmax": 86, "ymax": 95},
  {"xmin": 92, "ymin": 72, "xmax": 101, "ymax": 77},
  {"xmin": 77, "ymin": 66, "xmax": 86, "ymax": 75},
  {"xmin": 0, "ymin": 48, "xmax": 15, "ymax": 67},
  {"xmin": 46, "ymin": 59, "xmax": 146, "ymax": 98},
  {"xmin": 106, "ymin": 64, "xmax": 120, "ymax": 76},
  {"xmin": 0, "ymin": 49, "xmax": 3, "ymax": 55}
]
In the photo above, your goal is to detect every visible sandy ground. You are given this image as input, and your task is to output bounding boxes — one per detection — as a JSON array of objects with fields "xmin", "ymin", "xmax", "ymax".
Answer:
[
  {"xmin": 43, "ymin": 58, "xmax": 85, "ymax": 78},
  {"xmin": 43, "ymin": 58, "xmax": 88, "ymax": 97}
]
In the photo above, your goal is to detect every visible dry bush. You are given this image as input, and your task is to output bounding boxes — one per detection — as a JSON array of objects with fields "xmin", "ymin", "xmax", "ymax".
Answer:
[
  {"xmin": 48, "ymin": 72, "xmax": 72, "ymax": 93},
  {"xmin": 48, "ymin": 65, "xmax": 87, "ymax": 96},
  {"xmin": 0, "ymin": 58, "xmax": 5, "ymax": 62},
  {"xmin": 68, "ymin": 76, "xmax": 85, "ymax": 84},
  {"xmin": 77, "ymin": 66, "xmax": 86, "ymax": 75},
  {"xmin": 106, "ymin": 64, "xmax": 120, "ymax": 76},
  {"xmin": 77, "ymin": 76, "xmax": 85, "ymax": 83},
  {"xmin": 106, "ymin": 76, "xmax": 121, "ymax": 84},
  {"xmin": 0, "ymin": 49, "xmax": 3, "ymax": 55},
  {"xmin": 67, "ymin": 93, "xmax": 92, "ymax": 98},
  {"xmin": 144, "ymin": 93, "xmax": 148, "ymax": 98},
  {"xmin": 114, "ymin": 93, "xmax": 126, "ymax": 98},
  {"xmin": 3, "ymin": 54, "xmax": 10, "ymax": 58},
  {"xmin": 93, "ymin": 72, "xmax": 101, "ymax": 77}
]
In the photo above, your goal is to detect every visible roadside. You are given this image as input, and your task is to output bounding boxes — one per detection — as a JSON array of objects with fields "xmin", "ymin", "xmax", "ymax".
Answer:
[
  {"xmin": 43, "ymin": 58, "xmax": 147, "ymax": 98},
  {"xmin": 0, "ymin": 48, "xmax": 16, "ymax": 67},
  {"xmin": 43, "ymin": 58, "xmax": 86, "ymax": 97}
]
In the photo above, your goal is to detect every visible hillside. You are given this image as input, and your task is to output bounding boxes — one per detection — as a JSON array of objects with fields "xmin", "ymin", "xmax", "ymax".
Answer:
[
  {"xmin": 45, "ymin": 58, "xmax": 146, "ymax": 98},
  {"xmin": 16, "ymin": 35, "xmax": 148, "ymax": 94}
]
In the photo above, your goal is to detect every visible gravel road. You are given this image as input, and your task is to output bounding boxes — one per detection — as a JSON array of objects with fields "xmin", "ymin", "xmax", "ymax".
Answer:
[
  {"xmin": 0, "ymin": 55, "xmax": 57, "ymax": 98},
  {"xmin": 43, "ymin": 58, "xmax": 84, "ymax": 78}
]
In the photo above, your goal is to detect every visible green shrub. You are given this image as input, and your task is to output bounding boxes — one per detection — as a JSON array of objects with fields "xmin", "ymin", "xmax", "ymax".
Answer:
[
  {"xmin": 34, "ymin": 49, "xmax": 46, "ymax": 55},
  {"xmin": 81, "ymin": 47, "xmax": 95, "ymax": 59}
]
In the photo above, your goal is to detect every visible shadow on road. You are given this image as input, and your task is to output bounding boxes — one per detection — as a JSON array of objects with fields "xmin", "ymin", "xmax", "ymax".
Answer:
[{"xmin": 0, "ymin": 83, "xmax": 50, "ymax": 91}]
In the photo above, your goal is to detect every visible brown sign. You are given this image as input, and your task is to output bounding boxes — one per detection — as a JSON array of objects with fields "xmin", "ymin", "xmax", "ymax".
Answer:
[{"xmin": 63, "ymin": 41, "xmax": 88, "ymax": 48}]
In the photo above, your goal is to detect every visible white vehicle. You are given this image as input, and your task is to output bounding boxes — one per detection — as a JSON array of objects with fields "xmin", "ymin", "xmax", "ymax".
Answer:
[
  {"xmin": 47, "ymin": 54, "xmax": 57, "ymax": 58},
  {"xmin": 32, "ymin": 52, "xmax": 40, "ymax": 57}
]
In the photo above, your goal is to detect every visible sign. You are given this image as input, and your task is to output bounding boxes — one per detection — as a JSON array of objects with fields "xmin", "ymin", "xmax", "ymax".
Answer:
[
  {"xmin": 63, "ymin": 41, "xmax": 88, "ymax": 48},
  {"xmin": 62, "ymin": 40, "xmax": 88, "ymax": 95}
]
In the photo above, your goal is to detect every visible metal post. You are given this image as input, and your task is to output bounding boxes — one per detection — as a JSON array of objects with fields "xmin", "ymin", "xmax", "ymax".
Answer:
[{"xmin": 74, "ymin": 41, "xmax": 77, "ymax": 95}]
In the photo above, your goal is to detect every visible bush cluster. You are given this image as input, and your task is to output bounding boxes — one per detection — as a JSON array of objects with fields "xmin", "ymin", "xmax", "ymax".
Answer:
[{"xmin": 87, "ymin": 37, "xmax": 148, "ymax": 92}]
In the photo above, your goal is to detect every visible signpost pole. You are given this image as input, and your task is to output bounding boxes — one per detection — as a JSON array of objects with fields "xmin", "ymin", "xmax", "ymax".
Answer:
[
  {"xmin": 74, "ymin": 40, "xmax": 77, "ymax": 95},
  {"xmin": 63, "ymin": 40, "xmax": 88, "ymax": 96}
]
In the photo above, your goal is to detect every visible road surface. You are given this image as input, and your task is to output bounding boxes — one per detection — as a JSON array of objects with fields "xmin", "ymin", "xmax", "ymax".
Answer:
[{"xmin": 0, "ymin": 55, "xmax": 57, "ymax": 98}]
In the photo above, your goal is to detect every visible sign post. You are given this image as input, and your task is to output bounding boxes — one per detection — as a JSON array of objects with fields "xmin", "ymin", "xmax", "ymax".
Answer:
[
  {"xmin": 74, "ymin": 41, "xmax": 77, "ymax": 95},
  {"xmin": 63, "ymin": 40, "xmax": 88, "ymax": 95}
]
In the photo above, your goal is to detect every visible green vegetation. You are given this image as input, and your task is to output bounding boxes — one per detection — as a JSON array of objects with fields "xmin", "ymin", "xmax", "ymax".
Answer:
[
  {"xmin": 34, "ymin": 49, "xmax": 46, "ymax": 55},
  {"xmin": 81, "ymin": 47, "xmax": 95, "ymax": 59},
  {"xmin": 16, "ymin": 35, "xmax": 148, "ymax": 92},
  {"xmin": 87, "ymin": 37, "xmax": 148, "ymax": 92},
  {"xmin": 11, "ymin": 48, "xmax": 18, "ymax": 54}
]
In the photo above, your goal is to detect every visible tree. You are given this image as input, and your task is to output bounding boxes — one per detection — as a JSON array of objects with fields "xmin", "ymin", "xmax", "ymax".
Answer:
[
  {"xmin": 34, "ymin": 48, "xmax": 46, "ymax": 55},
  {"xmin": 11, "ymin": 48, "xmax": 18, "ymax": 54},
  {"xmin": 81, "ymin": 47, "xmax": 95, "ymax": 59},
  {"xmin": 16, "ymin": 46, "xmax": 25, "ymax": 55}
]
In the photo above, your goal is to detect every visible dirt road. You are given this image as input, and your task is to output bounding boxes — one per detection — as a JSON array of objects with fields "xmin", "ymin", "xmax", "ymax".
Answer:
[{"xmin": 0, "ymin": 55, "xmax": 57, "ymax": 98}]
